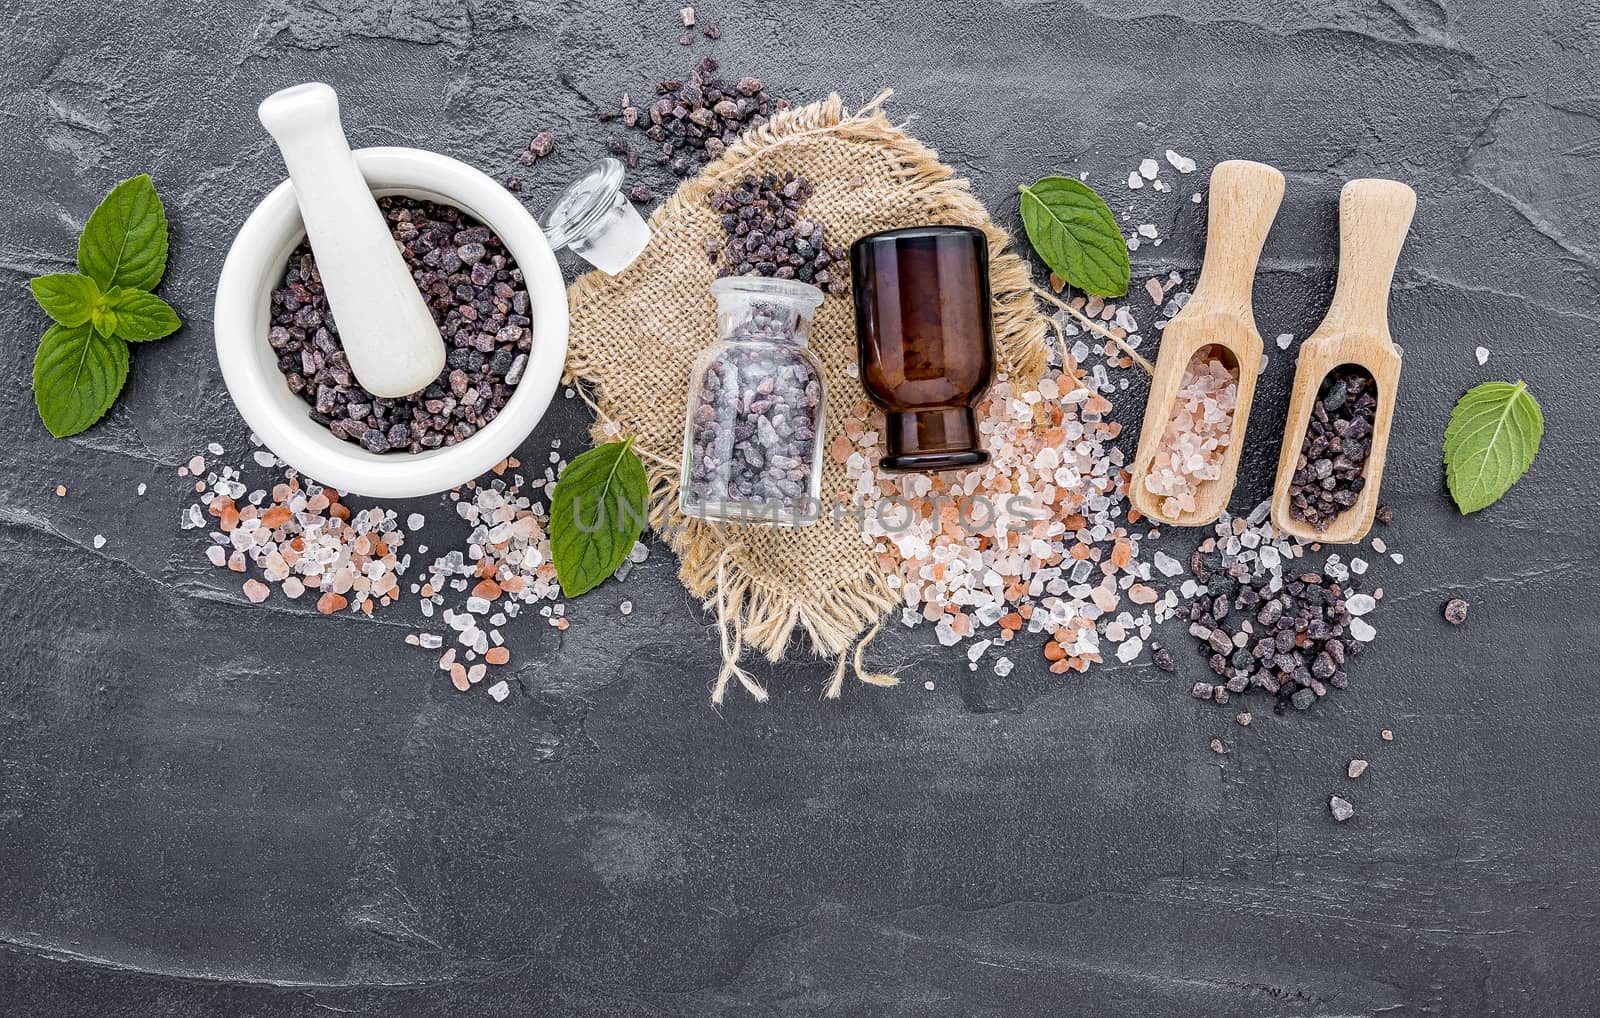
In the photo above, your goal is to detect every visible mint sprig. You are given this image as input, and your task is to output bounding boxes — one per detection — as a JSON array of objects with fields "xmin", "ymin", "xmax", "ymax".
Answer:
[{"xmin": 29, "ymin": 174, "xmax": 179, "ymax": 437}]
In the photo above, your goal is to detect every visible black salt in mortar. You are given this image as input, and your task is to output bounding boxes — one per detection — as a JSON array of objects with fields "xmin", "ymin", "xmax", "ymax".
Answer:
[
  {"xmin": 269, "ymin": 196, "xmax": 532, "ymax": 454},
  {"xmin": 1288, "ymin": 365, "xmax": 1378, "ymax": 531}
]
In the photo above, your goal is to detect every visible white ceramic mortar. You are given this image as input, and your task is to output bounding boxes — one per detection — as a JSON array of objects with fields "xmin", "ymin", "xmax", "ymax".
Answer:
[{"xmin": 215, "ymin": 147, "xmax": 569, "ymax": 498}]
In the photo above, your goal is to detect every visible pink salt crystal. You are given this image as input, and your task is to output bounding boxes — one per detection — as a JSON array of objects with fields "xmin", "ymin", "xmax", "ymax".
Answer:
[{"xmin": 242, "ymin": 579, "xmax": 271, "ymax": 603}]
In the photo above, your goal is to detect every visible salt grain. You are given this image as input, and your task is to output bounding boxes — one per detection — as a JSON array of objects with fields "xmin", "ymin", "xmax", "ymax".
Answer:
[{"xmin": 1345, "ymin": 593, "xmax": 1376, "ymax": 616}]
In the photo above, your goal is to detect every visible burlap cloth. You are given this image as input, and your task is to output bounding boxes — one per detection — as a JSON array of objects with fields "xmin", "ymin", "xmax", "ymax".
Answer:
[{"xmin": 565, "ymin": 93, "xmax": 1051, "ymax": 702}]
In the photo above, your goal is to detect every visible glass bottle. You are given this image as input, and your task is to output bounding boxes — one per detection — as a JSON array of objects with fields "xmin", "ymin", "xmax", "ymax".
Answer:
[
  {"xmin": 850, "ymin": 225, "xmax": 994, "ymax": 471},
  {"xmin": 680, "ymin": 277, "xmax": 827, "ymax": 525}
]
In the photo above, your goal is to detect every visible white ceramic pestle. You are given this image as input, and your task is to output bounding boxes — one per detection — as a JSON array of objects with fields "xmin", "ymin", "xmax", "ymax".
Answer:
[{"xmin": 257, "ymin": 82, "xmax": 447, "ymax": 398}]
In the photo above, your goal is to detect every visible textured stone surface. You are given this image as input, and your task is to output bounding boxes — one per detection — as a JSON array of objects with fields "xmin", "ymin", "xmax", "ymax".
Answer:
[{"xmin": 2, "ymin": 2, "xmax": 1596, "ymax": 1015}]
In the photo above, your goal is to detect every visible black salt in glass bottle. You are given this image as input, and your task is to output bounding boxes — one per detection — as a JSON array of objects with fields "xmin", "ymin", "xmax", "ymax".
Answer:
[{"xmin": 679, "ymin": 277, "xmax": 827, "ymax": 526}]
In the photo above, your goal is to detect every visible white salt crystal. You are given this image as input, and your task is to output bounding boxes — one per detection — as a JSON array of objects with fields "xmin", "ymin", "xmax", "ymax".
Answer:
[
  {"xmin": 1350, "ymin": 557, "xmax": 1369, "ymax": 575},
  {"xmin": 93, "ymin": 534, "xmax": 106, "ymax": 549},
  {"xmin": 1116, "ymin": 636, "xmax": 1143, "ymax": 663},
  {"xmin": 1165, "ymin": 149, "xmax": 1197, "ymax": 173},
  {"xmin": 1127, "ymin": 171, "xmax": 1144, "ymax": 190},
  {"xmin": 1371, "ymin": 537, "xmax": 1388, "ymax": 554},
  {"xmin": 1137, "ymin": 223, "xmax": 1158, "ymax": 238},
  {"xmin": 1139, "ymin": 158, "xmax": 1159, "ymax": 179},
  {"xmin": 1391, "ymin": 552, "xmax": 1404, "ymax": 565},
  {"xmin": 1152, "ymin": 551, "xmax": 1184, "ymax": 577},
  {"xmin": 407, "ymin": 513, "xmax": 426, "ymax": 531},
  {"xmin": 993, "ymin": 656, "xmax": 1014, "ymax": 677},
  {"xmin": 1191, "ymin": 192, "xmax": 1202, "ymax": 203},
  {"xmin": 487, "ymin": 680, "xmax": 510, "ymax": 702},
  {"xmin": 418, "ymin": 633, "xmax": 443, "ymax": 649},
  {"xmin": 1346, "ymin": 593, "xmax": 1376, "ymax": 616},
  {"xmin": 620, "ymin": 600, "xmax": 634, "ymax": 616},
  {"xmin": 1349, "ymin": 617, "xmax": 1377, "ymax": 642},
  {"xmin": 1475, "ymin": 346, "xmax": 1489, "ymax": 365},
  {"xmin": 207, "ymin": 442, "xmax": 225, "ymax": 456}
]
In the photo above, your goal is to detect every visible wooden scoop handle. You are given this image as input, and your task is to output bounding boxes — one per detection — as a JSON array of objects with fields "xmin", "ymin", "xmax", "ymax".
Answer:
[
  {"xmin": 1189, "ymin": 160, "xmax": 1286, "ymax": 317},
  {"xmin": 1318, "ymin": 179, "xmax": 1417, "ymax": 342}
]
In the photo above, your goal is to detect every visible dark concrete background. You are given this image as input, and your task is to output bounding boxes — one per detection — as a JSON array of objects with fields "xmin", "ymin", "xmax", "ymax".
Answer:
[{"xmin": 2, "ymin": 2, "xmax": 1596, "ymax": 1015}]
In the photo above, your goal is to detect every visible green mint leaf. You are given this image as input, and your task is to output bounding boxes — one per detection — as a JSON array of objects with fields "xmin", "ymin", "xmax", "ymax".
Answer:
[
  {"xmin": 77, "ymin": 174, "xmax": 169, "ymax": 292},
  {"xmin": 32, "ymin": 323, "xmax": 131, "ymax": 438},
  {"xmin": 1443, "ymin": 380, "xmax": 1543, "ymax": 513},
  {"xmin": 104, "ymin": 286, "xmax": 181, "ymax": 341},
  {"xmin": 550, "ymin": 438, "xmax": 649, "ymax": 598},
  {"xmin": 1018, "ymin": 176, "xmax": 1131, "ymax": 297},
  {"xmin": 29, "ymin": 273, "xmax": 102, "ymax": 327}
]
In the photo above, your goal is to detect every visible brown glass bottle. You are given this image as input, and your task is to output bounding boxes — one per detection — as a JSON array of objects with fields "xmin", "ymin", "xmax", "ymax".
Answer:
[{"xmin": 850, "ymin": 225, "xmax": 994, "ymax": 471}]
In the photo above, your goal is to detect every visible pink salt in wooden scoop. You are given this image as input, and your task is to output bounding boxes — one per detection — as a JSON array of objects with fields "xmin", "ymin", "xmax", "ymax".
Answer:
[{"xmin": 1128, "ymin": 159, "xmax": 1285, "ymax": 527}]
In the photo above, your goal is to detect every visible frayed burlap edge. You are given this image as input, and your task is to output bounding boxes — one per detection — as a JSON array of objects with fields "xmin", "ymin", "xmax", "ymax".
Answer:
[{"xmin": 564, "ymin": 91, "xmax": 1051, "ymax": 702}]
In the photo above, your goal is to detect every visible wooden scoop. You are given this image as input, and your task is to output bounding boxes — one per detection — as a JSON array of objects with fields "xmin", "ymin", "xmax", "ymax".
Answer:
[
  {"xmin": 1129, "ymin": 159, "xmax": 1285, "ymax": 527},
  {"xmin": 1270, "ymin": 179, "xmax": 1416, "ymax": 544}
]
